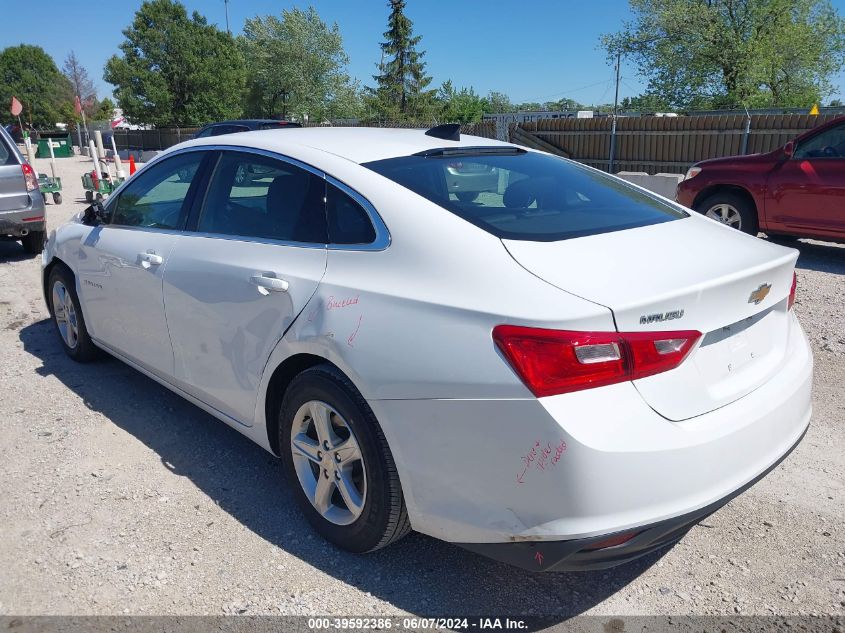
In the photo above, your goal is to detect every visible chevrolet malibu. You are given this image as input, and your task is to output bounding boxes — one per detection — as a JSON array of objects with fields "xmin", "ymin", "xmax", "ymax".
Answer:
[{"xmin": 42, "ymin": 125, "xmax": 812, "ymax": 571}]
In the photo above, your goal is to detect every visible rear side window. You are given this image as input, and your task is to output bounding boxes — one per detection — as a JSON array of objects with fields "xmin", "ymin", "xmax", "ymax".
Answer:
[
  {"xmin": 198, "ymin": 151, "xmax": 327, "ymax": 243},
  {"xmin": 0, "ymin": 134, "xmax": 15, "ymax": 166},
  {"xmin": 364, "ymin": 151, "xmax": 687, "ymax": 241},
  {"xmin": 326, "ymin": 183, "xmax": 376, "ymax": 245},
  {"xmin": 214, "ymin": 125, "xmax": 249, "ymax": 136}
]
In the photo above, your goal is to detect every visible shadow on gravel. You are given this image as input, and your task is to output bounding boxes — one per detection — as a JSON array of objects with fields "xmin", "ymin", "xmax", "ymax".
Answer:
[
  {"xmin": 0, "ymin": 239, "xmax": 35, "ymax": 262},
  {"xmin": 20, "ymin": 318, "xmax": 660, "ymax": 621},
  {"xmin": 763, "ymin": 236, "xmax": 845, "ymax": 275}
]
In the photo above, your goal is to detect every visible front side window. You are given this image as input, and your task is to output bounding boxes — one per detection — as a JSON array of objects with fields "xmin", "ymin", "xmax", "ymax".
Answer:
[
  {"xmin": 110, "ymin": 152, "xmax": 204, "ymax": 229},
  {"xmin": 794, "ymin": 123, "xmax": 845, "ymax": 159},
  {"xmin": 197, "ymin": 151, "xmax": 327, "ymax": 243},
  {"xmin": 365, "ymin": 150, "xmax": 687, "ymax": 242}
]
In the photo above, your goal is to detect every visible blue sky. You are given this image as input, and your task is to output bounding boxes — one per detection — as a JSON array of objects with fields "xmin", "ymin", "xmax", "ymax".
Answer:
[{"xmin": 2, "ymin": 0, "xmax": 844, "ymax": 106}]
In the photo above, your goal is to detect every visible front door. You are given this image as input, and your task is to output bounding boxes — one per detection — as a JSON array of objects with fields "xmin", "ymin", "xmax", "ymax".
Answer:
[
  {"xmin": 76, "ymin": 151, "xmax": 207, "ymax": 376},
  {"xmin": 766, "ymin": 121, "xmax": 845, "ymax": 239},
  {"xmin": 163, "ymin": 150, "xmax": 328, "ymax": 425}
]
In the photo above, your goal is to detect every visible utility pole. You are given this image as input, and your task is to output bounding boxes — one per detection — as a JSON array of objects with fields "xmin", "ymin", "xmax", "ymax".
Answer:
[
  {"xmin": 224, "ymin": 0, "xmax": 230, "ymax": 34},
  {"xmin": 609, "ymin": 50, "xmax": 621, "ymax": 174}
]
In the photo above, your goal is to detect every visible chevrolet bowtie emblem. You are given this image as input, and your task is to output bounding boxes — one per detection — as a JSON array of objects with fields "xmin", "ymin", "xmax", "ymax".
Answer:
[{"xmin": 748, "ymin": 283, "xmax": 772, "ymax": 305}]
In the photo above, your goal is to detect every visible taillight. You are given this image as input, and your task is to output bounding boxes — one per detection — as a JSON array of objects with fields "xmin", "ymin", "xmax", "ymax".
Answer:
[
  {"xmin": 21, "ymin": 163, "xmax": 38, "ymax": 192},
  {"xmin": 788, "ymin": 272, "xmax": 797, "ymax": 310},
  {"xmin": 492, "ymin": 325, "xmax": 702, "ymax": 397}
]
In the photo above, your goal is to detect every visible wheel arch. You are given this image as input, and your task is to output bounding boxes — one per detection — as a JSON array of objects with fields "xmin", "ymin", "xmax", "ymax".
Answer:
[
  {"xmin": 42, "ymin": 255, "xmax": 73, "ymax": 315},
  {"xmin": 692, "ymin": 184, "xmax": 758, "ymax": 217},
  {"xmin": 264, "ymin": 352, "xmax": 353, "ymax": 456}
]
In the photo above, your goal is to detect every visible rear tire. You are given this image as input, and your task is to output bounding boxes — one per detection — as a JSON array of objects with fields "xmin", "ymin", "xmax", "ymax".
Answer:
[
  {"xmin": 85, "ymin": 190, "xmax": 93, "ymax": 203},
  {"xmin": 53, "ymin": 192, "xmax": 62, "ymax": 204},
  {"xmin": 21, "ymin": 230, "xmax": 45, "ymax": 254},
  {"xmin": 279, "ymin": 364, "xmax": 411, "ymax": 553},
  {"xmin": 695, "ymin": 191, "xmax": 758, "ymax": 235},
  {"xmin": 47, "ymin": 265, "xmax": 99, "ymax": 362}
]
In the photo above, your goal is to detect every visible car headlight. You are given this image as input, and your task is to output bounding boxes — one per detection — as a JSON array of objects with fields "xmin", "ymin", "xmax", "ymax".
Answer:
[{"xmin": 683, "ymin": 166, "xmax": 702, "ymax": 181}]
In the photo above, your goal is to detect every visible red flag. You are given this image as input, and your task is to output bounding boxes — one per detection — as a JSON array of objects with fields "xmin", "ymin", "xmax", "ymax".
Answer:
[
  {"xmin": 10, "ymin": 96, "xmax": 22, "ymax": 116},
  {"xmin": 74, "ymin": 95, "xmax": 82, "ymax": 115}
]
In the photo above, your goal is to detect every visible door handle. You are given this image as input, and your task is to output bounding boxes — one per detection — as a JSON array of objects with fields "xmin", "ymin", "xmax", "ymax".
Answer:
[
  {"xmin": 250, "ymin": 274, "xmax": 289, "ymax": 295},
  {"xmin": 139, "ymin": 251, "xmax": 163, "ymax": 268}
]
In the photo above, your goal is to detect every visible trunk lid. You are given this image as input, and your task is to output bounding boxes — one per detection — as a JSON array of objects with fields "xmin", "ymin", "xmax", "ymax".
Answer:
[{"xmin": 504, "ymin": 216, "xmax": 798, "ymax": 420}]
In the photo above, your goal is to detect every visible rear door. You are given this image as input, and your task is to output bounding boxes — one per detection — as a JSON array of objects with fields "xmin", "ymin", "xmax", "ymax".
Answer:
[
  {"xmin": 75, "ymin": 150, "xmax": 209, "ymax": 376},
  {"xmin": 162, "ymin": 149, "xmax": 327, "ymax": 425},
  {"xmin": 0, "ymin": 127, "xmax": 29, "ymax": 212},
  {"xmin": 766, "ymin": 121, "xmax": 845, "ymax": 239}
]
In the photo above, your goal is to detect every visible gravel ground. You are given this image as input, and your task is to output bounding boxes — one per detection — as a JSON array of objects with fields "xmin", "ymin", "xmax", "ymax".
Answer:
[{"xmin": 0, "ymin": 154, "xmax": 843, "ymax": 619}]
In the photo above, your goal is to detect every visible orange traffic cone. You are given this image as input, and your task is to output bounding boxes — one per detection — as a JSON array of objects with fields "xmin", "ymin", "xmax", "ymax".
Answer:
[{"xmin": 128, "ymin": 154, "xmax": 136, "ymax": 175}]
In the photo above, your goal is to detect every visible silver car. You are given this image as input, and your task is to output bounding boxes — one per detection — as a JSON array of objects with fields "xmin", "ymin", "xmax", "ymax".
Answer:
[{"xmin": 0, "ymin": 125, "xmax": 46, "ymax": 254}]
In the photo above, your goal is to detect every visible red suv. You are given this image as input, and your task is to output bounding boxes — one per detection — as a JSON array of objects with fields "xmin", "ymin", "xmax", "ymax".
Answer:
[{"xmin": 676, "ymin": 116, "xmax": 845, "ymax": 242}]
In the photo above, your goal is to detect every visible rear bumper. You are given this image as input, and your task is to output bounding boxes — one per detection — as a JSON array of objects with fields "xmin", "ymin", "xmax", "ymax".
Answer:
[
  {"xmin": 371, "ymin": 314, "xmax": 813, "ymax": 550},
  {"xmin": 458, "ymin": 423, "xmax": 806, "ymax": 571},
  {"xmin": 0, "ymin": 196, "xmax": 46, "ymax": 236}
]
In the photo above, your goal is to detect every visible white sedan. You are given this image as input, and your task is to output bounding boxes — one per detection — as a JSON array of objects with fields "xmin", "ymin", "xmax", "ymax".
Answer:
[{"xmin": 42, "ymin": 125, "xmax": 812, "ymax": 571}]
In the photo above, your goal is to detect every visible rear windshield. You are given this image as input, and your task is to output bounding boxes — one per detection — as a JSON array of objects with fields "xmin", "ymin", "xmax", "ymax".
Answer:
[{"xmin": 364, "ymin": 150, "xmax": 687, "ymax": 241}]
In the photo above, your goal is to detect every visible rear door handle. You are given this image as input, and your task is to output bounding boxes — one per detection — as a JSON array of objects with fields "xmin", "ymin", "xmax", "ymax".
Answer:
[
  {"xmin": 139, "ymin": 251, "xmax": 163, "ymax": 268},
  {"xmin": 250, "ymin": 274, "xmax": 289, "ymax": 295}
]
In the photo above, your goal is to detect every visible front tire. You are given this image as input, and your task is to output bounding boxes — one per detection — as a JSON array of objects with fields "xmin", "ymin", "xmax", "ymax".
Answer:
[
  {"xmin": 695, "ymin": 192, "xmax": 758, "ymax": 235},
  {"xmin": 48, "ymin": 265, "xmax": 99, "ymax": 362},
  {"xmin": 279, "ymin": 364, "xmax": 410, "ymax": 553}
]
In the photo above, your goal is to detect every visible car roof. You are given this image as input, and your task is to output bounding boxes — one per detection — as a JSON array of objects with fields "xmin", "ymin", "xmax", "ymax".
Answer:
[{"xmin": 183, "ymin": 126, "xmax": 512, "ymax": 164}]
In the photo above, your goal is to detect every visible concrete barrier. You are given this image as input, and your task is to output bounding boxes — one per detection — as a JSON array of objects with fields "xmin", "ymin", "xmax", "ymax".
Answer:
[{"xmin": 616, "ymin": 172, "xmax": 684, "ymax": 200}]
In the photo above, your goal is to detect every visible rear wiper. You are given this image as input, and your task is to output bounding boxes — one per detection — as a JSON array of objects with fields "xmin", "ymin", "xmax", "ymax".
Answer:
[{"xmin": 414, "ymin": 146, "xmax": 527, "ymax": 158}]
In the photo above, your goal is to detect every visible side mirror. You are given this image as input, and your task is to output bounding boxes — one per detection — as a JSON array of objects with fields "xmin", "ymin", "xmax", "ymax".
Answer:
[
  {"xmin": 82, "ymin": 202, "xmax": 108, "ymax": 226},
  {"xmin": 783, "ymin": 141, "xmax": 794, "ymax": 159}
]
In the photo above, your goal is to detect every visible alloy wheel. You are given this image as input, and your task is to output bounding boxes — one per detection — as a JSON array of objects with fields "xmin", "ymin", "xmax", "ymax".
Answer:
[
  {"xmin": 52, "ymin": 280, "xmax": 79, "ymax": 349},
  {"xmin": 705, "ymin": 203, "xmax": 742, "ymax": 229},
  {"xmin": 290, "ymin": 400, "xmax": 367, "ymax": 526}
]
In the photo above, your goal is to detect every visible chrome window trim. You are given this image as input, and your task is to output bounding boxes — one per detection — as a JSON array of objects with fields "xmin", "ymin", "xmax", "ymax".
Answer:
[{"xmin": 107, "ymin": 144, "xmax": 390, "ymax": 251}]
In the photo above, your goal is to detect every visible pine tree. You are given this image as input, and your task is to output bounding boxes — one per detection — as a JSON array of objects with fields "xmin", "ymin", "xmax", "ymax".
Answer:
[{"xmin": 372, "ymin": 0, "xmax": 433, "ymax": 120}]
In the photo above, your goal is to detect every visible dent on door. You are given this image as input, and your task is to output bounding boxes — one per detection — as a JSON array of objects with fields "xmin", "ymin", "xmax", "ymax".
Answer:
[{"xmin": 162, "ymin": 238, "xmax": 327, "ymax": 426}]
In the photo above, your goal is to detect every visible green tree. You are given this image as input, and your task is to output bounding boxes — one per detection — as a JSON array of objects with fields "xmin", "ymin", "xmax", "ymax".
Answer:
[
  {"xmin": 241, "ymin": 7, "xmax": 361, "ymax": 122},
  {"xmin": 104, "ymin": 0, "xmax": 246, "ymax": 126},
  {"xmin": 483, "ymin": 91, "xmax": 514, "ymax": 113},
  {"xmin": 545, "ymin": 97, "xmax": 585, "ymax": 111},
  {"xmin": 620, "ymin": 93, "xmax": 671, "ymax": 111},
  {"xmin": 603, "ymin": 0, "xmax": 845, "ymax": 110},
  {"xmin": 95, "ymin": 97, "xmax": 116, "ymax": 120},
  {"xmin": 514, "ymin": 102, "xmax": 543, "ymax": 111},
  {"xmin": 370, "ymin": 0, "xmax": 435, "ymax": 120},
  {"xmin": 0, "ymin": 45, "xmax": 71, "ymax": 127},
  {"xmin": 438, "ymin": 82, "xmax": 486, "ymax": 123}
]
